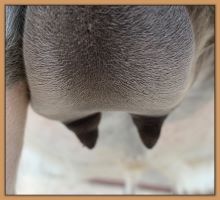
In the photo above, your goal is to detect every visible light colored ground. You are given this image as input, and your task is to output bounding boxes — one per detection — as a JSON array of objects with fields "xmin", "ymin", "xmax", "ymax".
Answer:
[{"xmin": 16, "ymin": 72, "xmax": 214, "ymax": 195}]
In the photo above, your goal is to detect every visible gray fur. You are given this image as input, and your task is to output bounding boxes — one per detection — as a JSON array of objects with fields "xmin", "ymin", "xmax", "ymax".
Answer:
[
  {"xmin": 6, "ymin": 6, "xmax": 26, "ymax": 87},
  {"xmin": 23, "ymin": 6, "xmax": 194, "ymax": 122},
  {"xmin": 6, "ymin": 6, "xmax": 214, "ymax": 149}
]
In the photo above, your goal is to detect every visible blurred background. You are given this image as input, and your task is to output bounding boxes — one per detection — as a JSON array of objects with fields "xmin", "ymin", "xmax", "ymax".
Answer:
[{"xmin": 16, "ymin": 67, "xmax": 214, "ymax": 195}]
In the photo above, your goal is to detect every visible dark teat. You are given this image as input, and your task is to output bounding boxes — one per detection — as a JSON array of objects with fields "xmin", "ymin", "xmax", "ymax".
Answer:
[
  {"xmin": 131, "ymin": 114, "xmax": 167, "ymax": 149},
  {"xmin": 64, "ymin": 113, "xmax": 101, "ymax": 149}
]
